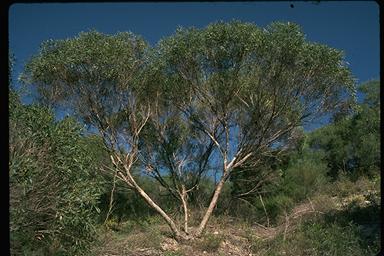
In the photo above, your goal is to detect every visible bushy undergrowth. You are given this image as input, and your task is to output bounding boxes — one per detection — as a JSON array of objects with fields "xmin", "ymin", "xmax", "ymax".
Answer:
[
  {"xmin": 221, "ymin": 149, "xmax": 328, "ymax": 225},
  {"xmin": 9, "ymin": 91, "xmax": 105, "ymax": 255},
  {"xmin": 244, "ymin": 173, "xmax": 381, "ymax": 256},
  {"xmin": 260, "ymin": 221, "xmax": 377, "ymax": 256},
  {"xmin": 248, "ymin": 199, "xmax": 380, "ymax": 256}
]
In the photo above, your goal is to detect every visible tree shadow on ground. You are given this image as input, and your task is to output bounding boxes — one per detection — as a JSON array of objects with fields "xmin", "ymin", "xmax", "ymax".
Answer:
[{"xmin": 323, "ymin": 196, "xmax": 380, "ymax": 252}]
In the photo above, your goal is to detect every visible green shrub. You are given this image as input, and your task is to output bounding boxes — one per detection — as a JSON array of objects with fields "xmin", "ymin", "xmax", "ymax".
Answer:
[
  {"xmin": 98, "ymin": 175, "xmax": 182, "ymax": 225},
  {"xmin": 282, "ymin": 150, "xmax": 328, "ymax": 199},
  {"xmin": 322, "ymin": 173, "xmax": 379, "ymax": 199},
  {"xmin": 9, "ymin": 91, "xmax": 105, "ymax": 255},
  {"xmin": 227, "ymin": 145, "xmax": 328, "ymax": 225},
  {"xmin": 261, "ymin": 217, "xmax": 380, "ymax": 256},
  {"xmin": 299, "ymin": 222, "xmax": 364, "ymax": 255},
  {"xmin": 261, "ymin": 194, "xmax": 293, "ymax": 224}
]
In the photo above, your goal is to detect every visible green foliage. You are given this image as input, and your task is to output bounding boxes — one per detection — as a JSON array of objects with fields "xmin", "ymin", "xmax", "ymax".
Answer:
[
  {"xmin": 22, "ymin": 30, "xmax": 150, "ymax": 134},
  {"xmin": 271, "ymin": 221, "xmax": 376, "ymax": 256},
  {"xmin": 296, "ymin": 196, "xmax": 380, "ymax": 256},
  {"xmin": 308, "ymin": 80, "xmax": 380, "ymax": 179},
  {"xmin": 11, "ymin": 21, "xmax": 380, "ymax": 256},
  {"xmin": 323, "ymin": 172, "xmax": 379, "ymax": 198},
  {"xmin": 9, "ymin": 91, "xmax": 105, "ymax": 255},
  {"xmin": 228, "ymin": 80, "xmax": 379, "ymax": 226},
  {"xmin": 247, "ymin": 207, "xmax": 379, "ymax": 256},
  {"xmin": 156, "ymin": 20, "xmax": 355, "ymax": 159},
  {"xmin": 23, "ymin": 30, "xmax": 147, "ymax": 88},
  {"xmin": 281, "ymin": 150, "xmax": 328, "ymax": 200},
  {"xmin": 228, "ymin": 140, "xmax": 328, "ymax": 224},
  {"xmin": 98, "ymin": 175, "xmax": 182, "ymax": 225}
]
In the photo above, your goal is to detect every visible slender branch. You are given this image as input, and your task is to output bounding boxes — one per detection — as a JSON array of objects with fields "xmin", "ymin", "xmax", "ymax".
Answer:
[{"xmin": 104, "ymin": 174, "xmax": 117, "ymax": 224}]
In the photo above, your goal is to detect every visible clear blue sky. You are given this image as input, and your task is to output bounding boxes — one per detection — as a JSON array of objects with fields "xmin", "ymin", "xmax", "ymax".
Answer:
[{"xmin": 9, "ymin": 2, "xmax": 380, "ymax": 128}]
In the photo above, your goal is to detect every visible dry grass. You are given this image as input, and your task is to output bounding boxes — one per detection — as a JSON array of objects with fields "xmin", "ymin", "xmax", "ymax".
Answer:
[
  {"xmin": 91, "ymin": 183, "xmax": 380, "ymax": 256},
  {"xmin": 91, "ymin": 198, "xmax": 328, "ymax": 256}
]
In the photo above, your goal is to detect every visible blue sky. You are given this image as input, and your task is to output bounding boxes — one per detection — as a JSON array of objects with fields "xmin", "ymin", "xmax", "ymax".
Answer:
[{"xmin": 9, "ymin": 2, "xmax": 380, "ymax": 128}]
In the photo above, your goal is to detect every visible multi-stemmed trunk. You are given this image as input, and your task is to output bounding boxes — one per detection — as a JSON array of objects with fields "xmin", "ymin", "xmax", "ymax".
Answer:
[
  {"xmin": 180, "ymin": 185, "xmax": 189, "ymax": 235},
  {"xmin": 116, "ymin": 161, "xmax": 230, "ymax": 241},
  {"xmin": 194, "ymin": 174, "xmax": 228, "ymax": 237},
  {"xmin": 134, "ymin": 181, "xmax": 226, "ymax": 240},
  {"xmin": 122, "ymin": 177, "xmax": 228, "ymax": 240}
]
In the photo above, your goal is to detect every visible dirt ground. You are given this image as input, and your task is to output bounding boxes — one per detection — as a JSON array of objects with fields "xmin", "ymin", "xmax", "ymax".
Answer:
[{"xmin": 91, "ymin": 197, "xmax": 333, "ymax": 256}]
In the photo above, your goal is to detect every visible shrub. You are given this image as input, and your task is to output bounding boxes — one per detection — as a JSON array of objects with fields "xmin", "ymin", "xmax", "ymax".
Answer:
[
  {"xmin": 260, "ymin": 220, "xmax": 378, "ymax": 256},
  {"xmin": 9, "ymin": 91, "xmax": 104, "ymax": 255},
  {"xmin": 282, "ymin": 149, "xmax": 328, "ymax": 198},
  {"xmin": 226, "ymin": 142, "xmax": 329, "ymax": 225},
  {"xmin": 323, "ymin": 172, "xmax": 379, "ymax": 198}
]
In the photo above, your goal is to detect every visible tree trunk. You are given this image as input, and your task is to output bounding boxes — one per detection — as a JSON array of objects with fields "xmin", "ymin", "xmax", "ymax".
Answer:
[
  {"xmin": 194, "ymin": 173, "xmax": 227, "ymax": 236},
  {"xmin": 180, "ymin": 185, "xmax": 189, "ymax": 234},
  {"xmin": 124, "ymin": 172, "xmax": 189, "ymax": 240},
  {"xmin": 104, "ymin": 174, "xmax": 117, "ymax": 224}
]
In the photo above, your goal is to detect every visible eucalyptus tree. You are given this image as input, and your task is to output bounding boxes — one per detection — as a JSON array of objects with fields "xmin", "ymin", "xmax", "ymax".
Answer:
[
  {"xmin": 23, "ymin": 21, "xmax": 355, "ymax": 240},
  {"xmin": 154, "ymin": 21, "xmax": 355, "ymax": 236},
  {"xmin": 22, "ymin": 31, "xmax": 197, "ymax": 240},
  {"xmin": 22, "ymin": 30, "xmax": 168, "ymax": 227}
]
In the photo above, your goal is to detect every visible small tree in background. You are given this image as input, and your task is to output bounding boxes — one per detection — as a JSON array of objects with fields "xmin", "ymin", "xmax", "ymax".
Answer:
[
  {"xmin": 23, "ymin": 21, "xmax": 355, "ymax": 240},
  {"xmin": 308, "ymin": 80, "xmax": 380, "ymax": 179}
]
